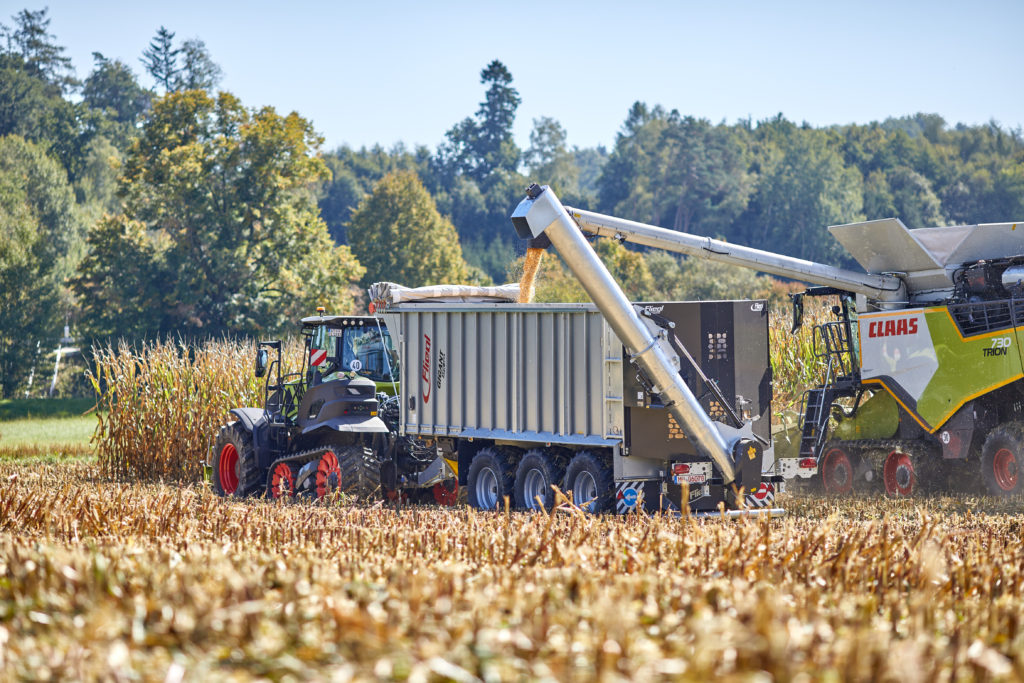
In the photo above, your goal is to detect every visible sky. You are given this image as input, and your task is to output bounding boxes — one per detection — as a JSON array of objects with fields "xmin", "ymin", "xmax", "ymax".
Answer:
[{"xmin": 12, "ymin": 0, "xmax": 1024, "ymax": 154}]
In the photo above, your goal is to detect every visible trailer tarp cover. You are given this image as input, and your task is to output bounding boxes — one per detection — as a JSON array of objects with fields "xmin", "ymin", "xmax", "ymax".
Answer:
[{"xmin": 369, "ymin": 282, "xmax": 520, "ymax": 308}]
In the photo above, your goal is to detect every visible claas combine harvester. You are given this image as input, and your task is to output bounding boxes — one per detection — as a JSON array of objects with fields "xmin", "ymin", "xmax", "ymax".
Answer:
[{"xmin": 546, "ymin": 189, "xmax": 1024, "ymax": 497}]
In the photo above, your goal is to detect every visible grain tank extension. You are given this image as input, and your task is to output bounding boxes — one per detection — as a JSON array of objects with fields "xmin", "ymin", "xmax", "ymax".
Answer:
[{"xmin": 550, "ymin": 193, "xmax": 1024, "ymax": 497}]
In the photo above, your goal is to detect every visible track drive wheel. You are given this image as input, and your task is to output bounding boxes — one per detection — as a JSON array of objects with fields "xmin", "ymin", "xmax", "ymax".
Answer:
[
  {"xmin": 212, "ymin": 422, "xmax": 260, "ymax": 498},
  {"xmin": 514, "ymin": 449, "xmax": 564, "ymax": 511},
  {"xmin": 466, "ymin": 448, "xmax": 515, "ymax": 510},
  {"xmin": 564, "ymin": 451, "xmax": 614, "ymax": 513},
  {"xmin": 981, "ymin": 425, "xmax": 1023, "ymax": 495},
  {"xmin": 883, "ymin": 449, "xmax": 917, "ymax": 497},
  {"xmin": 820, "ymin": 444, "xmax": 856, "ymax": 495},
  {"xmin": 315, "ymin": 441, "xmax": 378, "ymax": 499},
  {"xmin": 268, "ymin": 461, "xmax": 297, "ymax": 499}
]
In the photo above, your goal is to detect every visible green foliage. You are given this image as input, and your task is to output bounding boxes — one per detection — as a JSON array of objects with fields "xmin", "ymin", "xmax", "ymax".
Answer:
[
  {"xmin": 0, "ymin": 135, "xmax": 84, "ymax": 397},
  {"xmin": 525, "ymin": 116, "xmax": 582, "ymax": 202},
  {"xmin": 141, "ymin": 26, "xmax": 179, "ymax": 92},
  {"xmin": 319, "ymin": 143, "xmax": 428, "ymax": 243},
  {"xmin": 1, "ymin": 8, "xmax": 76, "ymax": 93},
  {"xmin": 141, "ymin": 27, "xmax": 221, "ymax": 93},
  {"xmin": 0, "ymin": 397, "xmax": 95, "ymax": 420},
  {"xmin": 73, "ymin": 90, "xmax": 364, "ymax": 340},
  {"xmin": 347, "ymin": 170, "xmax": 477, "ymax": 288},
  {"xmin": 735, "ymin": 128, "xmax": 864, "ymax": 265},
  {"xmin": 599, "ymin": 106, "xmax": 751, "ymax": 235},
  {"xmin": 82, "ymin": 52, "xmax": 151, "ymax": 126}
]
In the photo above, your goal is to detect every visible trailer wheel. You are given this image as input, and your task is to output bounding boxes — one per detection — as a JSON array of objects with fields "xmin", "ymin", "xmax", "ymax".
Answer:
[
  {"xmin": 514, "ymin": 450, "xmax": 564, "ymax": 511},
  {"xmin": 467, "ymin": 448, "xmax": 514, "ymax": 510},
  {"xmin": 564, "ymin": 451, "xmax": 614, "ymax": 513},
  {"xmin": 981, "ymin": 426, "xmax": 1022, "ymax": 495},
  {"xmin": 820, "ymin": 444, "xmax": 856, "ymax": 495},
  {"xmin": 268, "ymin": 461, "xmax": 297, "ymax": 499},
  {"xmin": 213, "ymin": 422, "xmax": 260, "ymax": 498},
  {"xmin": 883, "ymin": 450, "xmax": 916, "ymax": 497}
]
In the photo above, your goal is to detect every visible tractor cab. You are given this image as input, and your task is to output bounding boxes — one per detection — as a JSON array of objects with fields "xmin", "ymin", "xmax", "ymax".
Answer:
[
  {"xmin": 253, "ymin": 313, "xmax": 397, "ymax": 453},
  {"xmin": 301, "ymin": 314, "xmax": 399, "ymax": 395}
]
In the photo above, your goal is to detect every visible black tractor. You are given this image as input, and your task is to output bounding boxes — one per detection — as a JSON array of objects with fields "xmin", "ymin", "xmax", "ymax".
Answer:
[{"xmin": 209, "ymin": 312, "xmax": 396, "ymax": 500}]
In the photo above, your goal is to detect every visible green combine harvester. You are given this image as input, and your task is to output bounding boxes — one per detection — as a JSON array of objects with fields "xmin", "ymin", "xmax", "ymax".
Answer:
[{"xmin": 552, "ymin": 201, "xmax": 1024, "ymax": 497}]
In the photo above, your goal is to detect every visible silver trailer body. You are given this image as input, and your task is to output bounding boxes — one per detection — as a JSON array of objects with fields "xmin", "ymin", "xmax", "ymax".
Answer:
[
  {"xmin": 379, "ymin": 299, "xmax": 776, "ymax": 511},
  {"xmin": 382, "ymin": 303, "xmax": 623, "ymax": 449}
]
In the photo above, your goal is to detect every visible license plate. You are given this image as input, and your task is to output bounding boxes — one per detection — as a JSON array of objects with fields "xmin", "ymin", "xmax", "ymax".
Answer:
[{"xmin": 674, "ymin": 473, "xmax": 707, "ymax": 485}]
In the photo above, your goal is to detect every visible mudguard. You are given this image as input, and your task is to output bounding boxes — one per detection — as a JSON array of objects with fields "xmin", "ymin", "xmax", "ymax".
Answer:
[
  {"xmin": 230, "ymin": 407, "xmax": 266, "ymax": 433},
  {"xmin": 300, "ymin": 415, "xmax": 390, "ymax": 437},
  {"xmin": 206, "ymin": 408, "xmax": 267, "ymax": 469}
]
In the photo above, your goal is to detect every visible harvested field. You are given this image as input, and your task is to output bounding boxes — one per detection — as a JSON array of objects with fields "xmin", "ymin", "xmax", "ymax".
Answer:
[{"xmin": 1, "ymin": 458, "xmax": 1023, "ymax": 681}]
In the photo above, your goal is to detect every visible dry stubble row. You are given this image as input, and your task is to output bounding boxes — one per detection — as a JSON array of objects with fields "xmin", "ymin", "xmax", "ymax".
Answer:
[{"xmin": 1, "ymin": 461, "xmax": 1022, "ymax": 681}]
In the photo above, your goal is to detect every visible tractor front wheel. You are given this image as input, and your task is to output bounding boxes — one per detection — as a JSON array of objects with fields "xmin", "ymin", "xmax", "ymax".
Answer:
[{"xmin": 212, "ymin": 422, "xmax": 260, "ymax": 498}]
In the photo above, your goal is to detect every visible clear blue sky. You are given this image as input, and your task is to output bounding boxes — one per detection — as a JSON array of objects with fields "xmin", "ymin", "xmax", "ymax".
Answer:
[{"xmin": 16, "ymin": 0, "xmax": 1024, "ymax": 153}]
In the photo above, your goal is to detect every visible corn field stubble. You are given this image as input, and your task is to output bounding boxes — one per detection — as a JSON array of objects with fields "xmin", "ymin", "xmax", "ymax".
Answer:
[
  {"xmin": 2, "ymin": 311, "xmax": 1022, "ymax": 679},
  {"xmin": 1, "ymin": 461, "xmax": 1023, "ymax": 680}
]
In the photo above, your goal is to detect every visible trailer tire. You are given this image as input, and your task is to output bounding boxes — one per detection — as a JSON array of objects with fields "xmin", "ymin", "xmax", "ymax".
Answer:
[
  {"xmin": 981, "ymin": 425, "xmax": 1023, "ymax": 495},
  {"xmin": 467, "ymin": 448, "xmax": 514, "ymax": 510},
  {"xmin": 565, "ymin": 451, "xmax": 614, "ymax": 513},
  {"xmin": 213, "ymin": 422, "xmax": 261, "ymax": 498},
  {"xmin": 514, "ymin": 450, "xmax": 564, "ymax": 511}
]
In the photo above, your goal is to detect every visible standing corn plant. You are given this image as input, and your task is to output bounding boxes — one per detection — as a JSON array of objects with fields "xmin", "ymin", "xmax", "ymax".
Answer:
[{"xmin": 89, "ymin": 338, "xmax": 301, "ymax": 482}]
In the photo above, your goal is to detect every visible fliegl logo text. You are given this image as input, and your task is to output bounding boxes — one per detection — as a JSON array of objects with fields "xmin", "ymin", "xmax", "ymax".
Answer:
[
  {"xmin": 421, "ymin": 334, "xmax": 432, "ymax": 404},
  {"xmin": 866, "ymin": 317, "xmax": 919, "ymax": 338},
  {"xmin": 984, "ymin": 336, "xmax": 1013, "ymax": 357}
]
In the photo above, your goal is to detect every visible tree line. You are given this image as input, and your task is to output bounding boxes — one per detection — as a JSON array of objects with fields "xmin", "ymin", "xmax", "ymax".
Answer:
[{"xmin": 1, "ymin": 7, "xmax": 1022, "ymax": 397}]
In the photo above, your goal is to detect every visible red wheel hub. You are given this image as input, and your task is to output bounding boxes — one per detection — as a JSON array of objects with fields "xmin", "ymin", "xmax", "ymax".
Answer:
[
  {"xmin": 316, "ymin": 450, "xmax": 342, "ymax": 498},
  {"xmin": 219, "ymin": 443, "xmax": 239, "ymax": 494},
  {"xmin": 883, "ymin": 450, "xmax": 915, "ymax": 496},
  {"xmin": 270, "ymin": 462, "xmax": 295, "ymax": 499},
  {"xmin": 821, "ymin": 447, "xmax": 854, "ymax": 495},
  {"xmin": 432, "ymin": 479, "xmax": 459, "ymax": 506},
  {"xmin": 992, "ymin": 447, "xmax": 1019, "ymax": 491}
]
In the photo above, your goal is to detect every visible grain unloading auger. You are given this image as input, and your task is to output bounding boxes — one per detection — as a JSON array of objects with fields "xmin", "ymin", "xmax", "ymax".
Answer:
[
  {"xmin": 525, "ymin": 186, "xmax": 1024, "ymax": 497},
  {"xmin": 512, "ymin": 184, "xmax": 768, "ymax": 509}
]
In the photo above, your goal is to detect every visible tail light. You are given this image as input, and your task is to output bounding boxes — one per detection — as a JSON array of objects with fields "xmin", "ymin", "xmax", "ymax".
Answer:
[
  {"xmin": 671, "ymin": 463, "xmax": 691, "ymax": 475},
  {"xmin": 799, "ymin": 458, "xmax": 817, "ymax": 469}
]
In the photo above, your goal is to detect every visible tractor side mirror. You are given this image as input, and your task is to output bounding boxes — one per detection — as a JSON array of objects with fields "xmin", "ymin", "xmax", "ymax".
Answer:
[{"xmin": 255, "ymin": 348, "xmax": 269, "ymax": 378}]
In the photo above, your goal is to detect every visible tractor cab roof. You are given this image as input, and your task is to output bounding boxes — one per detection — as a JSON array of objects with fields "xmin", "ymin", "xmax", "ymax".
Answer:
[{"xmin": 299, "ymin": 314, "xmax": 379, "ymax": 328}]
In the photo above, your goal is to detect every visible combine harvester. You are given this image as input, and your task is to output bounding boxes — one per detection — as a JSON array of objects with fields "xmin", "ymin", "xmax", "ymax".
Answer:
[
  {"xmin": 209, "ymin": 184, "xmax": 784, "ymax": 515},
  {"xmin": 540, "ymin": 187, "xmax": 1024, "ymax": 497}
]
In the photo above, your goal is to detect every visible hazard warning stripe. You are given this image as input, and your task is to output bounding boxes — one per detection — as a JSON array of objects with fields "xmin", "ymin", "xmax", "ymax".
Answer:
[{"xmin": 310, "ymin": 349, "xmax": 327, "ymax": 366}]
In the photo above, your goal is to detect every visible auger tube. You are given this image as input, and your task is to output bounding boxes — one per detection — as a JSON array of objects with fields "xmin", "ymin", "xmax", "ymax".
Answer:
[
  {"xmin": 512, "ymin": 185, "xmax": 739, "ymax": 485},
  {"xmin": 564, "ymin": 206, "xmax": 906, "ymax": 303}
]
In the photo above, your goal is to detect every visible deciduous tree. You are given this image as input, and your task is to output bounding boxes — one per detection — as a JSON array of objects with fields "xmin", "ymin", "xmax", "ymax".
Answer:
[
  {"xmin": 346, "ymin": 170, "xmax": 475, "ymax": 288},
  {"xmin": 73, "ymin": 90, "xmax": 364, "ymax": 339}
]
